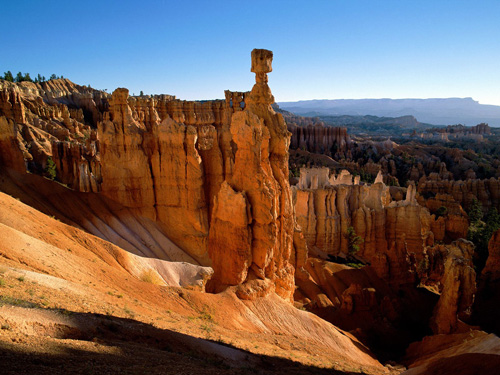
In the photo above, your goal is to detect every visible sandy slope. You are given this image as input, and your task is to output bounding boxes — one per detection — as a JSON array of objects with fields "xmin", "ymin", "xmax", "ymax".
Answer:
[
  {"xmin": 0, "ymin": 175, "xmax": 392, "ymax": 374},
  {"xmin": 402, "ymin": 331, "xmax": 500, "ymax": 375}
]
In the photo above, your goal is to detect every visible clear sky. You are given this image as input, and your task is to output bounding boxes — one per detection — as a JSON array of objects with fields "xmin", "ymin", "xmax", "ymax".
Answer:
[{"xmin": 2, "ymin": 0, "xmax": 500, "ymax": 104}]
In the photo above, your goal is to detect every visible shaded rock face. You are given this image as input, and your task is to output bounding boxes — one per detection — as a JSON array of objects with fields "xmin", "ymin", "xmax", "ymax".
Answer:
[
  {"xmin": 420, "ymin": 193, "xmax": 469, "ymax": 242},
  {"xmin": 429, "ymin": 239, "xmax": 476, "ymax": 334},
  {"xmin": 288, "ymin": 123, "xmax": 351, "ymax": 156},
  {"xmin": 0, "ymin": 50, "xmax": 295, "ymax": 301},
  {"xmin": 293, "ymin": 180, "xmax": 435, "ymax": 286},
  {"xmin": 293, "ymin": 257, "xmax": 439, "ymax": 362},
  {"xmin": 483, "ymin": 228, "xmax": 500, "ymax": 281},
  {"xmin": 472, "ymin": 228, "xmax": 500, "ymax": 335},
  {"xmin": 0, "ymin": 79, "xmax": 105, "ymax": 190},
  {"xmin": 418, "ymin": 174, "xmax": 500, "ymax": 212}
]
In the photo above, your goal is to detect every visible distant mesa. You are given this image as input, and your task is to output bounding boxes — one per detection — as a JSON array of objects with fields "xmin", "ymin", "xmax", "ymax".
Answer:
[{"xmin": 278, "ymin": 98, "xmax": 500, "ymax": 126}]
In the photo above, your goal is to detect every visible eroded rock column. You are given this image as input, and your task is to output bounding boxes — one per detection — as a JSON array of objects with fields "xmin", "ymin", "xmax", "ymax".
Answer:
[{"xmin": 208, "ymin": 49, "xmax": 295, "ymax": 301}]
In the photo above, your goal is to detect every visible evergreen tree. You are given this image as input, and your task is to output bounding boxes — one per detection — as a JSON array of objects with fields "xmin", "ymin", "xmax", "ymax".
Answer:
[
  {"xmin": 468, "ymin": 198, "xmax": 483, "ymax": 223},
  {"xmin": 140, "ymin": 90, "xmax": 144, "ymax": 96},
  {"xmin": 49, "ymin": 74, "xmax": 57, "ymax": 80},
  {"xmin": 345, "ymin": 226, "xmax": 363, "ymax": 256},
  {"xmin": 3, "ymin": 71, "xmax": 14, "ymax": 82},
  {"xmin": 467, "ymin": 204, "xmax": 500, "ymax": 272},
  {"xmin": 23, "ymin": 72, "xmax": 33, "ymax": 82},
  {"xmin": 45, "ymin": 157, "xmax": 57, "ymax": 180},
  {"xmin": 15, "ymin": 72, "xmax": 24, "ymax": 82}
]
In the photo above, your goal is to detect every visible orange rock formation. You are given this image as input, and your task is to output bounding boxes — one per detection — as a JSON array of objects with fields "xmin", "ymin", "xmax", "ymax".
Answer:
[
  {"xmin": 418, "ymin": 174, "xmax": 500, "ymax": 212},
  {"xmin": 294, "ymin": 177, "xmax": 435, "ymax": 286},
  {"xmin": 483, "ymin": 228, "xmax": 500, "ymax": 280},
  {"xmin": 429, "ymin": 239, "xmax": 476, "ymax": 334},
  {"xmin": 0, "ymin": 50, "xmax": 295, "ymax": 301}
]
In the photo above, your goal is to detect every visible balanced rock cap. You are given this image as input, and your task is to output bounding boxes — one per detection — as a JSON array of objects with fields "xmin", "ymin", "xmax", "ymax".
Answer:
[{"xmin": 251, "ymin": 49, "xmax": 273, "ymax": 73}]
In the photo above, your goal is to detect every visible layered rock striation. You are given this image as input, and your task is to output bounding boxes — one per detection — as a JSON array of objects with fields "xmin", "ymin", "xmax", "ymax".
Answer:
[
  {"xmin": 429, "ymin": 239, "xmax": 476, "ymax": 334},
  {"xmin": 288, "ymin": 122, "xmax": 351, "ymax": 156},
  {"xmin": 294, "ymin": 168, "xmax": 473, "ymax": 290},
  {"xmin": 0, "ymin": 50, "xmax": 295, "ymax": 301},
  {"xmin": 418, "ymin": 174, "xmax": 500, "ymax": 212},
  {"xmin": 294, "ymin": 175, "xmax": 433, "ymax": 286}
]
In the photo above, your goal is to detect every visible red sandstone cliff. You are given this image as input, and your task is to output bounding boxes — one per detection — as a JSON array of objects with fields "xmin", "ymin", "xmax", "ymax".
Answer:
[
  {"xmin": 0, "ymin": 50, "xmax": 295, "ymax": 301},
  {"xmin": 293, "ymin": 176, "xmax": 435, "ymax": 286},
  {"xmin": 418, "ymin": 174, "xmax": 500, "ymax": 212}
]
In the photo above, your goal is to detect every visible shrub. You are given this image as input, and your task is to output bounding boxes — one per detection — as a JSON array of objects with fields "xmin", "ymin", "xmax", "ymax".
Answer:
[
  {"xmin": 435, "ymin": 206, "xmax": 448, "ymax": 218},
  {"xmin": 45, "ymin": 156, "xmax": 57, "ymax": 180},
  {"xmin": 467, "ymin": 207, "xmax": 500, "ymax": 271},
  {"xmin": 345, "ymin": 226, "xmax": 363, "ymax": 255},
  {"xmin": 140, "ymin": 270, "xmax": 163, "ymax": 285}
]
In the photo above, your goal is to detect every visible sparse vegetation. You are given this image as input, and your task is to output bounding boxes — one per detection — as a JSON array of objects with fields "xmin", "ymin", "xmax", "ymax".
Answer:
[
  {"xmin": 467, "ymin": 201, "xmax": 500, "ymax": 271},
  {"xmin": 200, "ymin": 323, "xmax": 213, "ymax": 334},
  {"xmin": 45, "ymin": 156, "xmax": 57, "ymax": 180},
  {"xmin": 1, "ymin": 71, "xmax": 64, "ymax": 83},
  {"xmin": 0, "ymin": 295, "xmax": 40, "ymax": 308},
  {"xmin": 107, "ymin": 291, "xmax": 123, "ymax": 298},
  {"xmin": 140, "ymin": 270, "xmax": 163, "ymax": 285},
  {"xmin": 345, "ymin": 226, "xmax": 363, "ymax": 256},
  {"xmin": 123, "ymin": 305, "xmax": 135, "ymax": 318},
  {"xmin": 435, "ymin": 206, "xmax": 448, "ymax": 218},
  {"xmin": 346, "ymin": 262, "xmax": 364, "ymax": 269},
  {"xmin": 417, "ymin": 257, "xmax": 430, "ymax": 274}
]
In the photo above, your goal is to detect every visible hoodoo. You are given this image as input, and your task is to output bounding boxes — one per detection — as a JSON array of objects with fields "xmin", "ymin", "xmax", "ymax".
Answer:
[
  {"xmin": 208, "ymin": 49, "xmax": 295, "ymax": 301},
  {"xmin": 0, "ymin": 49, "xmax": 296, "ymax": 301}
]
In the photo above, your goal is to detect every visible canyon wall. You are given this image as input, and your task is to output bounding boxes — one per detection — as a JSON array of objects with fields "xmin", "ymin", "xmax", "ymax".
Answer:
[
  {"xmin": 418, "ymin": 175, "xmax": 500, "ymax": 212},
  {"xmin": 293, "ymin": 169, "xmax": 470, "ymax": 288},
  {"xmin": 0, "ymin": 49, "xmax": 295, "ymax": 301},
  {"xmin": 288, "ymin": 122, "xmax": 351, "ymax": 156},
  {"xmin": 294, "ymin": 178, "xmax": 432, "ymax": 286}
]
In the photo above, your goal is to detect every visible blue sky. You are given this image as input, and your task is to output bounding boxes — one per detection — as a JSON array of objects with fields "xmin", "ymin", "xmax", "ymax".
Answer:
[{"xmin": 2, "ymin": 1, "xmax": 500, "ymax": 104}]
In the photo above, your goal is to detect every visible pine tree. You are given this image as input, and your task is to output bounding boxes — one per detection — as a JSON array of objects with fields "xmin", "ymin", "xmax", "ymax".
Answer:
[
  {"xmin": 15, "ymin": 72, "xmax": 24, "ymax": 82},
  {"xmin": 468, "ymin": 198, "xmax": 483, "ymax": 223},
  {"xmin": 3, "ymin": 71, "xmax": 14, "ymax": 82},
  {"xmin": 345, "ymin": 226, "xmax": 363, "ymax": 255},
  {"xmin": 45, "ymin": 157, "xmax": 57, "ymax": 180}
]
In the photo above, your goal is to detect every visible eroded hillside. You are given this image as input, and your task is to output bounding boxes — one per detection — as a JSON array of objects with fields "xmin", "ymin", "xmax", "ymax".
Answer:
[{"xmin": 1, "ymin": 49, "xmax": 500, "ymax": 374}]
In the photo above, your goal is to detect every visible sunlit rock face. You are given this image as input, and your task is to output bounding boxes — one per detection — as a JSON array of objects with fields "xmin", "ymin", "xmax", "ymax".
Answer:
[
  {"xmin": 208, "ymin": 49, "xmax": 295, "ymax": 301},
  {"xmin": 0, "ymin": 50, "xmax": 296, "ymax": 301}
]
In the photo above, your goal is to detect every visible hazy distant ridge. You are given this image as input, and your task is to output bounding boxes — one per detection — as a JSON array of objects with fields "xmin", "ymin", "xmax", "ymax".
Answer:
[{"xmin": 277, "ymin": 98, "xmax": 500, "ymax": 127}]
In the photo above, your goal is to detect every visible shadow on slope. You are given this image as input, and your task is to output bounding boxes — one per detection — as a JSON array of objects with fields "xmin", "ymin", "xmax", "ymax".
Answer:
[
  {"xmin": 0, "ymin": 305, "xmax": 362, "ymax": 375},
  {"xmin": 0, "ymin": 168, "xmax": 197, "ymax": 264}
]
